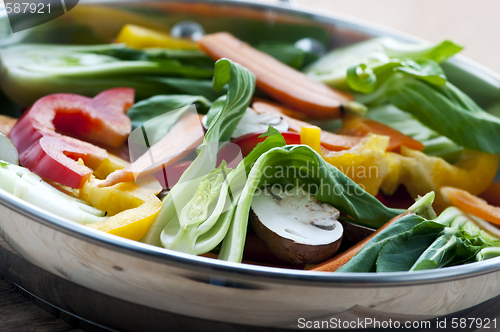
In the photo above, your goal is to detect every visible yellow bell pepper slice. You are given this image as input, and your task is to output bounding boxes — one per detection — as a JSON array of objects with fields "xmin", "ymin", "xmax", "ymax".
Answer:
[
  {"xmin": 80, "ymin": 177, "xmax": 162, "ymax": 241},
  {"xmin": 300, "ymin": 127, "xmax": 500, "ymax": 212},
  {"xmin": 93, "ymin": 153, "xmax": 130, "ymax": 180},
  {"xmin": 116, "ymin": 24, "xmax": 198, "ymax": 50},
  {"xmin": 79, "ymin": 154, "xmax": 162, "ymax": 241},
  {"xmin": 301, "ymin": 126, "xmax": 393, "ymax": 196},
  {"xmin": 389, "ymin": 147, "xmax": 500, "ymax": 212}
]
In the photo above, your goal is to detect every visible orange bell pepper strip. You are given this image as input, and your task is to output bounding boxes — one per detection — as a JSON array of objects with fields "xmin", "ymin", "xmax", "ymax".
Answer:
[
  {"xmin": 9, "ymin": 88, "xmax": 134, "ymax": 188},
  {"xmin": 0, "ymin": 115, "xmax": 17, "ymax": 135},
  {"xmin": 339, "ymin": 113, "xmax": 425, "ymax": 153},
  {"xmin": 252, "ymin": 100, "xmax": 361, "ymax": 151},
  {"xmin": 100, "ymin": 112, "xmax": 204, "ymax": 187},
  {"xmin": 198, "ymin": 32, "xmax": 354, "ymax": 119},
  {"xmin": 116, "ymin": 24, "xmax": 198, "ymax": 50},
  {"xmin": 441, "ymin": 186, "xmax": 500, "ymax": 226}
]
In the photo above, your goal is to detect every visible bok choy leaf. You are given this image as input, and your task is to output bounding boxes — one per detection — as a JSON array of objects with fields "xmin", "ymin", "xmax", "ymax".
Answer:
[
  {"xmin": 411, "ymin": 209, "xmax": 500, "ymax": 271},
  {"xmin": 366, "ymin": 104, "xmax": 463, "ymax": 163},
  {"xmin": 127, "ymin": 95, "xmax": 212, "ymax": 129},
  {"xmin": 0, "ymin": 44, "xmax": 216, "ymax": 106},
  {"xmin": 140, "ymin": 58, "xmax": 256, "ymax": 247},
  {"xmin": 305, "ymin": 37, "xmax": 462, "ymax": 90},
  {"xmin": 363, "ymin": 73, "xmax": 500, "ymax": 154}
]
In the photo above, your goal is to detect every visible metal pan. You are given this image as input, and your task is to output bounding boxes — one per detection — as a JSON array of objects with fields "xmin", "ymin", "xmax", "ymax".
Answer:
[{"xmin": 1, "ymin": 0, "xmax": 500, "ymax": 329}]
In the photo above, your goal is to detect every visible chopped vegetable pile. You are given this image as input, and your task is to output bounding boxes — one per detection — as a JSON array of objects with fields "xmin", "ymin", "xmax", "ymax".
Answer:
[{"xmin": 2, "ymin": 17, "xmax": 500, "ymax": 273}]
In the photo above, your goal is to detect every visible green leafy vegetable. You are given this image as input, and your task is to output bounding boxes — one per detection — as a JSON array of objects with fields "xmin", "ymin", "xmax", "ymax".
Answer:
[
  {"xmin": 387, "ymin": 78, "xmax": 500, "ymax": 154},
  {"xmin": 0, "ymin": 44, "xmax": 216, "ymax": 106},
  {"xmin": 305, "ymin": 37, "xmax": 462, "ymax": 90},
  {"xmin": 140, "ymin": 58, "xmax": 256, "ymax": 247},
  {"xmin": 376, "ymin": 220, "xmax": 446, "ymax": 272},
  {"xmin": 338, "ymin": 203, "xmax": 500, "ymax": 273},
  {"xmin": 127, "ymin": 95, "xmax": 211, "ymax": 129},
  {"xmin": 366, "ymin": 104, "xmax": 463, "ymax": 163},
  {"xmin": 338, "ymin": 214, "xmax": 426, "ymax": 272},
  {"xmin": 411, "ymin": 210, "xmax": 500, "ymax": 271},
  {"xmin": 256, "ymin": 43, "xmax": 306, "ymax": 69},
  {"xmin": 476, "ymin": 247, "xmax": 500, "ymax": 261}
]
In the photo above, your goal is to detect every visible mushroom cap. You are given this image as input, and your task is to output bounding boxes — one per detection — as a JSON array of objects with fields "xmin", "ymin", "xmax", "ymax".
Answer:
[{"xmin": 250, "ymin": 187, "xmax": 343, "ymax": 264}]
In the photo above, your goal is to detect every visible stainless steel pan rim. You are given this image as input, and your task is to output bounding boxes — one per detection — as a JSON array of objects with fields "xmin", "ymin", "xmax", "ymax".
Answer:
[
  {"xmin": 2, "ymin": 187, "xmax": 500, "ymax": 288},
  {"xmin": 2, "ymin": 0, "xmax": 500, "ymax": 289}
]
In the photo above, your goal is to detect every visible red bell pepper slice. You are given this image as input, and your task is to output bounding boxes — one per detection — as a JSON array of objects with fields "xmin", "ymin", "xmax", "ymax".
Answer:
[
  {"xmin": 9, "ymin": 88, "xmax": 134, "ymax": 188},
  {"xmin": 231, "ymin": 131, "xmax": 301, "ymax": 157}
]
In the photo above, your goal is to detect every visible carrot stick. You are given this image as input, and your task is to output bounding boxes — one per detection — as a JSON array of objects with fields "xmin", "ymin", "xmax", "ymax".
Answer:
[
  {"xmin": 198, "ymin": 32, "xmax": 354, "ymax": 119},
  {"xmin": 339, "ymin": 113, "xmax": 425, "ymax": 152},
  {"xmin": 479, "ymin": 182, "xmax": 500, "ymax": 207},
  {"xmin": 99, "ymin": 112, "xmax": 204, "ymax": 187},
  {"xmin": 252, "ymin": 100, "xmax": 361, "ymax": 151},
  {"xmin": 442, "ymin": 186, "xmax": 500, "ymax": 226},
  {"xmin": 308, "ymin": 211, "xmax": 411, "ymax": 272}
]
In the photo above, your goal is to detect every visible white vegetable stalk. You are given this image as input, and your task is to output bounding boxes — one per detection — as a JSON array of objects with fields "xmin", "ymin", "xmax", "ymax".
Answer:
[{"xmin": 0, "ymin": 161, "xmax": 106, "ymax": 224}]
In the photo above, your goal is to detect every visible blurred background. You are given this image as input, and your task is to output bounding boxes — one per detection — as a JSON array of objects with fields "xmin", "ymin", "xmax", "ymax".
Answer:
[{"xmin": 249, "ymin": 0, "xmax": 500, "ymax": 74}]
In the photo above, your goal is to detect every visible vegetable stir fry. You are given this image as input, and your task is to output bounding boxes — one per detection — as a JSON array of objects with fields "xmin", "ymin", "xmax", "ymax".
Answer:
[{"xmin": 2, "ymin": 19, "xmax": 500, "ymax": 273}]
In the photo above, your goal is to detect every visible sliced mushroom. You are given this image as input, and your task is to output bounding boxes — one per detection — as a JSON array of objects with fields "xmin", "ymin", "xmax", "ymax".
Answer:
[
  {"xmin": 250, "ymin": 186, "xmax": 343, "ymax": 264},
  {"xmin": 202, "ymin": 108, "xmax": 288, "ymax": 138},
  {"xmin": 338, "ymin": 219, "xmax": 375, "ymax": 246},
  {"xmin": 0, "ymin": 132, "xmax": 19, "ymax": 165}
]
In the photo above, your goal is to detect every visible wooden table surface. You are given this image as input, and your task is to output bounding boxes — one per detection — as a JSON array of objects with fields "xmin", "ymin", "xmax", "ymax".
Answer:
[{"xmin": 1, "ymin": 0, "xmax": 499, "ymax": 331}]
